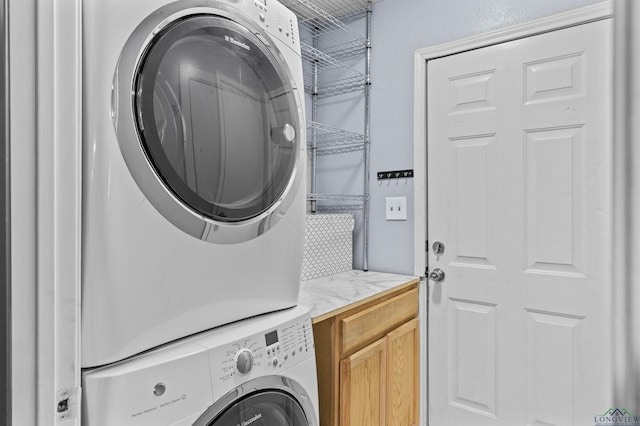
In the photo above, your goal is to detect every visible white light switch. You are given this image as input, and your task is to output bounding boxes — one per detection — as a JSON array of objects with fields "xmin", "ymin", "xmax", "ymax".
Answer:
[{"xmin": 385, "ymin": 197, "xmax": 407, "ymax": 221}]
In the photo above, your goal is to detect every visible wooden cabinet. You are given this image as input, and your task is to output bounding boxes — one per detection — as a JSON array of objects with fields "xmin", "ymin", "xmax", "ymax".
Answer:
[{"xmin": 312, "ymin": 280, "xmax": 420, "ymax": 426}]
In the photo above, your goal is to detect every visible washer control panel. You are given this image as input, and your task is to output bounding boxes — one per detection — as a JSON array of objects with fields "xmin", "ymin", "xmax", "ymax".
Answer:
[{"xmin": 209, "ymin": 310, "xmax": 314, "ymax": 385}]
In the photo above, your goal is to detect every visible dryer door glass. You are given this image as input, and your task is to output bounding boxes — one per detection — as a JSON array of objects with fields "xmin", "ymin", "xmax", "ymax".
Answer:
[
  {"xmin": 135, "ymin": 15, "xmax": 299, "ymax": 223},
  {"xmin": 208, "ymin": 390, "xmax": 308, "ymax": 425}
]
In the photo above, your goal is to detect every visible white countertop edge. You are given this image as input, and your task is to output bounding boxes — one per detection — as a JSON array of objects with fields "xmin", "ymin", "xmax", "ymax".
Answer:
[{"xmin": 299, "ymin": 269, "xmax": 419, "ymax": 320}]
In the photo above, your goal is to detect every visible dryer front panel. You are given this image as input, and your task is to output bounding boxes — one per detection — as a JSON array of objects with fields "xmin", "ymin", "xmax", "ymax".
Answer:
[
  {"xmin": 114, "ymin": 5, "xmax": 305, "ymax": 244},
  {"xmin": 82, "ymin": 0, "xmax": 306, "ymax": 368}
]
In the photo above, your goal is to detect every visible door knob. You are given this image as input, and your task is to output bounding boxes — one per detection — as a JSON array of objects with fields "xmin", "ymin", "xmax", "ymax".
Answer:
[{"xmin": 429, "ymin": 268, "xmax": 445, "ymax": 282}]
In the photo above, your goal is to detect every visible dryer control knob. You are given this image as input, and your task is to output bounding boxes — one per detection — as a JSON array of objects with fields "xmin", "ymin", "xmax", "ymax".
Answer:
[{"xmin": 236, "ymin": 349, "xmax": 254, "ymax": 375}]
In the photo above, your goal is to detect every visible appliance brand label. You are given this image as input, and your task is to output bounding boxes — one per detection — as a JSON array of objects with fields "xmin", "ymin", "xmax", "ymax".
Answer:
[
  {"xmin": 130, "ymin": 394, "xmax": 188, "ymax": 420},
  {"xmin": 240, "ymin": 413, "xmax": 263, "ymax": 426},
  {"xmin": 225, "ymin": 35, "xmax": 250, "ymax": 51}
]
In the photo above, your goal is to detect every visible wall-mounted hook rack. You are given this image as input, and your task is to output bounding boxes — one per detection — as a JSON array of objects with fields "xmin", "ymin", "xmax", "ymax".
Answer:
[{"xmin": 377, "ymin": 169, "xmax": 414, "ymax": 180}]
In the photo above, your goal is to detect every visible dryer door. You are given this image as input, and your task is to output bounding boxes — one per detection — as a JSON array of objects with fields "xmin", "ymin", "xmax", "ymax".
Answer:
[{"xmin": 114, "ymin": 11, "xmax": 303, "ymax": 244}]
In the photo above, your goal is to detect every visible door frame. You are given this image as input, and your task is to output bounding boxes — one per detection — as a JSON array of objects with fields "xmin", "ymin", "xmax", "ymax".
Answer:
[
  {"xmin": 1, "ymin": 0, "xmax": 9, "ymax": 422},
  {"xmin": 411, "ymin": 2, "xmax": 613, "ymax": 425},
  {"xmin": 612, "ymin": 0, "xmax": 640, "ymax": 410},
  {"xmin": 10, "ymin": 0, "xmax": 83, "ymax": 425}
]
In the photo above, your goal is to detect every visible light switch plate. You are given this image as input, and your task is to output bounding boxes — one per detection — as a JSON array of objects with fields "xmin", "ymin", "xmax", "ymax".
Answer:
[{"xmin": 385, "ymin": 197, "xmax": 407, "ymax": 221}]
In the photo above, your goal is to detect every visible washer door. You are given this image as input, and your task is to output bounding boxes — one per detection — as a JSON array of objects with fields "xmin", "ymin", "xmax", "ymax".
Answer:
[
  {"xmin": 114, "ymin": 5, "xmax": 303, "ymax": 244},
  {"xmin": 193, "ymin": 376, "xmax": 317, "ymax": 426},
  {"xmin": 205, "ymin": 391, "xmax": 308, "ymax": 426}
]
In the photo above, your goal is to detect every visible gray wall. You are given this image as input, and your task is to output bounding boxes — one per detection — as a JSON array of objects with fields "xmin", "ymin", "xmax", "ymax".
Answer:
[{"xmin": 315, "ymin": 0, "xmax": 602, "ymax": 275}]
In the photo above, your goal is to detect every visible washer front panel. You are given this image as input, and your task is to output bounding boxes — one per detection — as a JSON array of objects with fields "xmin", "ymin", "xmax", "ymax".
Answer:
[
  {"xmin": 195, "ymin": 307, "xmax": 317, "ymax": 425},
  {"xmin": 113, "ymin": 0, "xmax": 304, "ymax": 243},
  {"xmin": 81, "ymin": 307, "xmax": 317, "ymax": 426}
]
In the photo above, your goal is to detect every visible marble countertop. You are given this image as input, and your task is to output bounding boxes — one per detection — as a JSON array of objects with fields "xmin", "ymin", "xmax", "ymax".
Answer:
[{"xmin": 298, "ymin": 270, "xmax": 419, "ymax": 322}]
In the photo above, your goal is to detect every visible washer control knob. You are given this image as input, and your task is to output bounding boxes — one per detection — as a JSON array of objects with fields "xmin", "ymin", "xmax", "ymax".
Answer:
[{"xmin": 236, "ymin": 349, "xmax": 254, "ymax": 375}]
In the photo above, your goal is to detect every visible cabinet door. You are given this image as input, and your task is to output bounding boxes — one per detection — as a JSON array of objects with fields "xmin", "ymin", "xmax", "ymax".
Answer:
[
  {"xmin": 340, "ymin": 338, "xmax": 387, "ymax": 426},
  {"xmin": 386, "ymin": 318, "xmax": 419, "ymax": 426}
]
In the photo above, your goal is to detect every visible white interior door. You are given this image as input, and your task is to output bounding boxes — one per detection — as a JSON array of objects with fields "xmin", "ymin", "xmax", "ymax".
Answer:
[{"xmin": 428, "ymin": 19, "xmax": 612, "ymax": 425}]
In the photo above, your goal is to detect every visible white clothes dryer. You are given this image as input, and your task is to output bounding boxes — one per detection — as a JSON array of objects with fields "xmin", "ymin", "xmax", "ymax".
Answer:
[
  {"xmin": 82, "ymin": 0, "xmax": 306, "ymax": 367},
  {"xmin": 82, "ymin": 306, "xmax": 319, "ymax": 426}
]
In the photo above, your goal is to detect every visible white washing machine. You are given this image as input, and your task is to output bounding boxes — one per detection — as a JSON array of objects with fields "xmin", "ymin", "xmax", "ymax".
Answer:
[
  {"xmin": 82, "ymin": 305, "xmax": 319, "ymax": 426},
  {"xmin": 82, "ymin": 0, "xmax": 306, "ymax": 367}
]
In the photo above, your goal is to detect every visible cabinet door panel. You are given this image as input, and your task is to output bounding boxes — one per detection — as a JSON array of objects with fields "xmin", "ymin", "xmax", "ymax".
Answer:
[
  {"xmin": 340, "ymin": 338, "xmax": 387, "ymax": 426},
  {"xmin": 387, "ymin": 318, "xmax": 420, "ymax": 426},
  {"xmin": 341, "ymin": 288, "xmax": 418, "ymax": 355}
]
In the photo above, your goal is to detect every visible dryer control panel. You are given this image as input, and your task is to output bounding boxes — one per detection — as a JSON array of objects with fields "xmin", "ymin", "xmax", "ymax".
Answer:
[{"xmin": 246, "ymin": 0, "xmax": 300, "ymax": 49}]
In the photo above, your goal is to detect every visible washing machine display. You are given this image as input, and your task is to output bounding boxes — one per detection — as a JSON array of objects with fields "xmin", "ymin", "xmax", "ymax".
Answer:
[
  {"xmin": 82, "ymin": 0, "xmax": 306, "ymax": 368},
  {"xmin": 82, "ymin": 306, "xmax": 319, "ymax": 426}
]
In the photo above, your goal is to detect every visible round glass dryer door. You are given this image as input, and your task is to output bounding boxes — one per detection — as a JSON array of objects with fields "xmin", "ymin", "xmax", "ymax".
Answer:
[
  {"xmin": 204, "ymin": 390, "xmax": 309, "ymax": 426},
  {"xmin": 114, "ymin": 9, "xmax": 303, "ymax": 243}
]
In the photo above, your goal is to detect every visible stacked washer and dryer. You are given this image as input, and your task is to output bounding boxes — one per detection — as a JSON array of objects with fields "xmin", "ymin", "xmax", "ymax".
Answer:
[{"xmin": 81, "ymin": 0, "xmax": 318, "ymax": 424}]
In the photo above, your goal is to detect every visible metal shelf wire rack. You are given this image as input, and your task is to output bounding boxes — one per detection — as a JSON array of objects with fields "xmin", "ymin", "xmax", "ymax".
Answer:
[
  {"xmin": 285, "ymin": 0, "xmax": 372, "ymax": 271},
  {"xmin": 281, "ymin": 0, "xmax": 368, "ymax": 20},
  {"xmin": 281, "ymin": 0, "xmax": 367, "ymax": 59},
  {"xmin": 307, "ymin": 121, "xmax": 365, "ymax": 155},
  {"xmin": 301, "ymin": 44, "xmax": 364, "ymax": 97},
  {"xmin": 307, "ymin": 193, "xmax": 368, "ymax": 202}
]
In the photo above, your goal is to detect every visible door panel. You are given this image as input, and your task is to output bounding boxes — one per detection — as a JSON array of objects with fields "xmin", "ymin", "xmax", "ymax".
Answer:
[
  {"xmin": 340, "ymin": 338, "xmax": 386, "ymax": 426},
  {"xmin": 387, "ymin": 318, "xmax": 420, "ymax": 426},
  {"xmin": 448, "ymin": 299, "xmax": 497, "ymax": 418},
  {"xmin": 451, "ymin": 136, "xmax": 497, "ymax": 269},
  {"xmin": 428, "ymin": 19, "xmax": 612, "ymax": 425},
  {"xmin": 524, "ymin": 127, "xmax": 585, "ymax": 276},
  {"xmin": 525, "ymin": 310, "xmax": 584, "ymax": 426}
]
